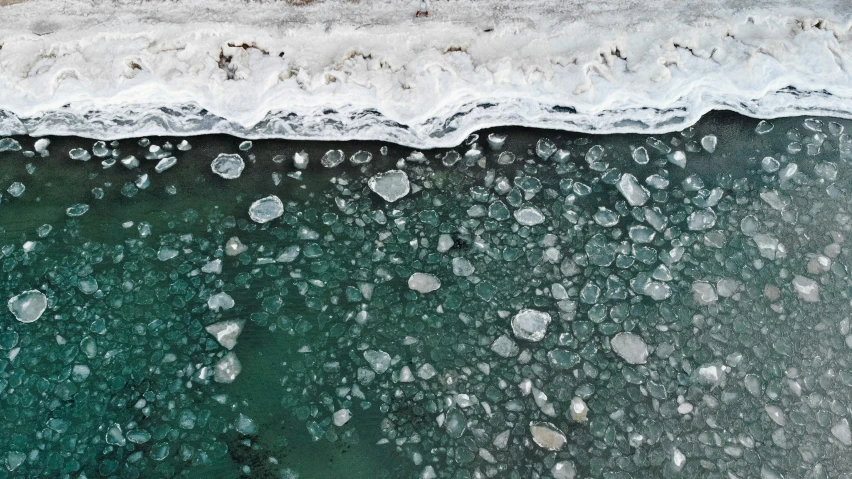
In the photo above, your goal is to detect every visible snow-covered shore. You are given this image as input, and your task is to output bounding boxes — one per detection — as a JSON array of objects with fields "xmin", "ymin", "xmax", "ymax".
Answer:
[{"xmin": 1, "ymin": 0, "xmax": 851, "ymax": 147}]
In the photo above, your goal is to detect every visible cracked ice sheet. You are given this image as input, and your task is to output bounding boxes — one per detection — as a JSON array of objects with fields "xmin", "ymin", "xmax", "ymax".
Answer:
[{"xmin": 1, "ymin": 0, "xmax": 851, "ymax": 146}]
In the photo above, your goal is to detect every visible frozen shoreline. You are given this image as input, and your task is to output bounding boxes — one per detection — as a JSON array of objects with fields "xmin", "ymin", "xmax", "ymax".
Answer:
[{"xmin": 1, "ymin": 0, "xmax": 851, "ymax": 147}]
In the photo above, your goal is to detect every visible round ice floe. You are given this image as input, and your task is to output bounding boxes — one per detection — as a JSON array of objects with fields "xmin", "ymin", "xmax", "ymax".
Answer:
[
  {"xmin": 408, "ymin": 273, "xmax": 440, "ymax": 293},
  {"xmin": 350, "ymin": 150, "xmax": 372, "ymax": 165},
  {"xmin": 321, "ymin": 149, "xmax": 344, "ymax": 168},
  {"xmin": 8, "ymin": 290, "xmax": 47, "ymax": 323},
  {"xmin": 610, "ymin": 332, "xmax": 648, "ymax": 364},
  {"xmin": 333, "ymin": 409, "xmax": 352, "ymax": 427},
  {"xmin": 368, "ymin": 170, "xmax": 410, "ymax": 202},
  {"xmin": 511, "ymin": 309, "xmax": 551, "ymax": 342},
  {"xmin": 248, "ymin": 195, "xmax": 284, "ymax": 223},
  {"xmin": 514, "ymin": 206, "xmax": 544, "ymax": 226},
  {"xmin": 211, "ymin": 153, "xmax": 245, "ymax": 179},
  {"xmin": 529, "ymin": 422, "xmax": 566, "ymax": 450},
  {"xmin": 552, "ymin": 461, "xmax": 576, "ymax": 479}
]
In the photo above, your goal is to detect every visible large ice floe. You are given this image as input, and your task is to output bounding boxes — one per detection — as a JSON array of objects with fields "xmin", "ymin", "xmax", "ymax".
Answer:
[{"xmin": 1, "ymin": 0, "xmax": 852, "ymax": 146}]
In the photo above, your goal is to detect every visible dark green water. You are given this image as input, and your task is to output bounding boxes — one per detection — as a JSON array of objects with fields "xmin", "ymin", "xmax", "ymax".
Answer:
[{"xmin": 0, "ymin": 112, "xmax": 851, "ymax": 479}]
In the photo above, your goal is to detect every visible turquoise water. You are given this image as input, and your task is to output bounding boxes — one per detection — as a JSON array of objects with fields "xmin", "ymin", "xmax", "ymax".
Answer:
[{"xmin": 0, "ymin": 112, "xmax": 851, "ymax": 478}]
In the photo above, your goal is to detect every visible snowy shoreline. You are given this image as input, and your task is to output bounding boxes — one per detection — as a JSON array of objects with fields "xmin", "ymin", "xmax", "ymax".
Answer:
[{"xmin": 1, "ymin": 1, "xmax": 851, "ymax": 147}]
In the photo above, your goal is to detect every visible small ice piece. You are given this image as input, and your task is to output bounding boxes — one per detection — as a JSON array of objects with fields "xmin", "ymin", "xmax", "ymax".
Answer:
[
  {"xmin": 418, "ymin": 363, "xmax": 437, "ymax": 379},
  {"xmin": 364, "ymin": 350, "xmax": 391, "ymax": 373},
  {"xmin": 205, "ymin": 319, "xmax": 246, "ymax": 350},
  {"xmin": 248, "ymin": 195, "xmax": 284, "ymax": 223},
  {"xmin": 552, "ymin": 461, "xmax": 576, "ymax": 479},
  {"xmin": 236, "ymin": 414, "xmax": 257, "ymax": 435},
  {"xmin": 632, "ymin": 146, "xmax": 649, "ymax": 165},
  {"xmin": 511, "ymin": 309, "xmax": 551, "ymax": 342},
  {"xmin": 69, "ymin": 148, "xmax": 91, "ymax": 161},
  {"xmin": 121, "ymin": 156, "xmax": 139, "ymax": 169},
  {"xmin": 497, "ymin": 151, "xmax": 516, "ymax": 165},
  {"xmin": 202, "ymin": 259, "xmax": 222, "ymax": 274},
  {"xmin": 692, "ymin": 282, "xmax": 717, "ymax": 305},
  {"xmin": 831, "ymin": 419, "xmax": 852, "ymax": 446},
  {"xmin": 238, "ymin": 141, "xmax": 253, "ymax": 151},
  {"xmin": 491, "ymin": 335, "xmax": 519, "ymax": 357},
  {"xmin": 211, "ymin": 153, "xmax": 245, "ymax": 179},
  {"xmin": 570, "ymin": 397, "xmax": 588, "ymax": 422},
  {"xmin": 214, "ymin": 352, "xmax": 242, "ymax": 383},
  {"xmin": 7, "ymin": 182, "xmax": 24, "ymax": 197},
  {"xmin": 408, "ymin": 273, "xmax": 441, "ymax": 293},
  {"xmin": 617, "ymin": 174, "xmax": 649, "ymax": 206},
  {"xmin": 177, "ymin": 140, "xmax": 192, "ymax": 151},
  {"xmin": 487, "ymin": 133, "xmax": 506, "ymax": 150},
  {"xmin": 66, "ymin": 204, "xmax": 90, "ymax": 217},
  {"xmin": 350, "ymin": 151, "xmax": 372, "ymax": 165},
  {"xmin": 8, "ymin": 290, "xmax": 47, "ymax": 323},
  {"xmin": 321, "ymin": 149, "xmax": 344, "ymax": 168},
  {"xmin": 293, "ymin": 151, "xmax": 309, "ymax": 169},
  {"xmin": 610, "ymin": 332, "xmax": 648, "ymax": 364},
  {"xmin": 701, "ymin": 135, "xmax": 717, "ymax": 153},
  {"xmin": 0, "ymin": 138, "xmax": 22, "ymax": 152},
  {"xmin": 333, "ymin": 409, "xmax": 352, "ymax": 427},
  {"xmin": 529, "ymin": 422, "xmax": 567, "ymax": 450},
  {"xmin": 368, "ymin": 170, "xmax": 410, "ymax": 202},
  {"xmin": 445, "ymin": 409, "xmax": 467, "ymax": 438},
  {"xmin": 755, "ymin": 120, "xmax": 774, "ymax": 134},
  {"xmin": 514, "ymin": 206, "xmax": 544, "ymax": 226},
  {"xmin": 452, "ymin": 257, "xmax": 475, "ymax": 277},
  {"xmin": 155, "ymin": 157, "xmax": 177, "ymax": 173},
  {"xmin": 668, "ymin": 151, "xmax": 686, "ymax": 168},
  {"xmin": 442, "ymin": 151, "xmax": 461, "ymax": 167},
  {"xmin": 687, "ymin": 209, "xmax": 716, "ymax": 231},
  {"xmin": 765, "ymin": 405, "xmax": 786, "ymax": 426},
  {"xmin": 437, "ymin": 234, "xmax": 454, "ymax": 253},
  {"xmin": 92, "ymin": 141, "xmax": 109, "ymax": 157},
  {"xmin": 225, "ymin": 237, "xmax": 248, "ymax": 256},
  {"xmin": 536, "ymin": 138, "xmax": 556, "ymax": 160},
  {"xmin": 792, "ymin": 275, "xmax": 819, "ymax": 302},
  {"xmin": 646, "ymin": 137, "xmax": 671, "ymax": 153},
  {"xmin": 407, "ymin": 151, "xmax": 427, "ymax": 163},
  {"xmin": 34, "ymin": 138, "xmax": 50, "ymax": 156},
  {"xmin": 208, "ymin": 292, "xmax": 235, "ymax": 311}
]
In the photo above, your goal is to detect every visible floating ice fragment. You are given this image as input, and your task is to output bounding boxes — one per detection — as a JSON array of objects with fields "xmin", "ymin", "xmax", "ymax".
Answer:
[
  {"xmin": 65, "ymin": 204, "xmax": 90, "ymax": 217},
  {"xmin": 755, "ymin": 120, "xmax": 774, "ymax": 134},
  {"xmin": 418, "ymin": 363, "xmax": 437, "ymax": 380},
  {"xmin": 570, "ymin": 398, "xmax": 588, "ymax": 422},
  {"xmin": 333, "ymin": 409, "xmax": 352, "ymax": 427},
  {"xmin": 368, "ymin": 170, "xmax": 410, "ymax": 202},
  {"xmin": 765, "ymin": 405, "xmax": 786, "ymax": 426},
  {"xmin": 33, "ymin": 138, "xmax": 50, "ymax": 156},
  {"xmin": 452, "ymin": 257, "xmax": 475, "ymax": 277},
  {"xmin": 668, "ymin": 151, "xmax": 686, "ymax": 168},
  {"xmin": 514, "ymin": 206, "xmax": 544, "ymax": 226},
  {"xmin": 408, "ymin": 272, "xmax": 441, "ymax": 293},
  {"xmin": 610, "ymin": 332, "xmax": 648, "ymax": 364},
  {"xmin": 69, "ymin": 148, "xmax": 91, "ymax": 161},
  {"xmin": 752, "ymin": 234, "xmax": 784, "ymax": 259},
  {"xmin": 106, "ymin": 424, "xmax": 126, "ymax": 446},
  {"xmin": 446, "ymin": 409, "xmax": 467, "ymax": 438},
  {"xmin": 211, "ymin": 153, "xmax": 245, "ymax": 179},
  {"xmin": 208, "ymin": 292, "xmax": 235, "ymax": 311},
  {"xmin": 646, "ymin": 137, "xmax": 670, "ymax": 153},
  {"xmin": 701, "ymin": 135, "xmax": 717, "ymax": 153},
  {"xmin": 487, "ymin": 133, "xmax": 506, "ymax": 150},
  {"xmin": 511, "ymin": 309, "xmax": 551, "ymax": 342},
  {"xmin": 155, "ymin": 156, "xmax": 177, "ymax": 173},
  {"xmin": 442, "ymin": 151, "xmax": 461, "ymax": 167},
  {"xmin": 832, "ymin": 419, "xmax": 852, "ymax": 446},
  {"xmin": 121, "ymin": 155, "xmax": 139, "ymax": 169},
  {"xmin": 7, "ymin": 182, "xmax": 24, "ymax": 197},
  {"xmin": 687, "ymin": 209, "xmax": 716, "ymax": 231},
  {"xmin": 692, "ymin": 282, "xmax": 718, "ymax": 305},
  {"xmin": 792, "ymin": 275, "xmax": 819, "ymax": 302},
  {"xmin": 225, "ymin": 236, "xmax": 247, "ymax": 256},
  {"xmin": 364, "ymin": 350, "xmax": 391, "ymax": 373},
  {"xmin": 530, "ymin": 422, "xmax": 566, "ymax": 450},
  {"xmin": 206, "ymin": 319, "xmax": 246, "ymax": 350},
  {"xmin": 632, "ymin": 146, "xmax": 649, "ymax": 165},
  {"xmin": 350, "ymin": 150, "xmax": 372, "ymax": 165},
  {"xmin": 248, "ymin": 195, "xmax": 284, "ymax": 223},
  {"xmin": 321, "ymin": 149, "xmax": 344, "ymax": 168},
  {"xmin": 552, "ymin": 461, "xmax": 576, "ymax": 479},
  {"xmin": 92, "ymin": 141, "xmax": 109, "ymax": 157},
  {"xmin": 293, "ymin": 151, "xmax": 309, "ymax": 169},
  {"xmin": 8, "ymin": 290, "xmax": 47, "ymax": 323},
  {"xmin": 491, "ymin": 335, "xmax": 519, "ymax": 357},
  {"xmin": 177, "ymin": 140, "xmax": 192, "ymax": 151},
  {"xmin": 238, "ymin": 141, "xmax": 253, "ymax": 151},
  {"xmin": 0, "ymin": 138, "xmax": 21, "ymax": 152},
  {"xmin": 214, "ymin": 352, "xmax": 242, "ymax": 383},
  {"xmin": 536, "ymin": 138, "xmax": 556, "ymax": 160},
  {"xmin": 202, "ymin": 259, "xmax": 222, "ymax": 274},
  {"xmin": 617, "ymin": 174, "xmax": 649, "ymax": 206},
  {"xmin": 497, "ymin": 151, "xmax": 515, "ymax": 165}
]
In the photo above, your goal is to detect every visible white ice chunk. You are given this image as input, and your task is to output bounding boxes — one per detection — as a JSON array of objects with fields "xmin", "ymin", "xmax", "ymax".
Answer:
[
  {"xmin": 514, "ymin": 206, "xmax": 544, "ymax": 226},
  {"xmin": 529, "ymin": 422, "xmax": 567, "ymax": 450},
  {"xmin": 368, "ymin": 170, "xmax": 410, "ymax": 202},
  {"xmin": 214, "ymin": 352, "xmax": 242, "ymax": 383},
  {"xmin": 205, "ymin": 319, "xmax": 246, "ymax": 350},
  {"xmin": 8, "ymin": 290, "xmax": 47, "ymax": 323},
  {"xmin": 211, "ymin": 153, "xmax": 245, "ymax": 179},
  {"xmin": 207, "ymin": 292, "xmax": 235, "ymax": 311},
  {"xmin": 610, "ymin": 332, "xmax": 648, "ymax": 364},
  {"xmin": 248, "ymin": 195, "xmax": 284, "ymax": 223},
  {"xmin": 321, "ymin": 149, "xmax": 344, "ymax": 168},
  {"xmin": 617, "ymin": 174, "xmax": 649, "ymax": 206},
  {"xmin": 491, "ymin": 335, "xmax": 519, "ymax": 357},
  {"xmin": 832, "ymin": 419, "xmax": 852, "ymax": 446},
  {"xmin": 408, "ymin": 272, "xmax": 441, "ymax": 293},
  {"xmin": 511, "ymin": 309, "xmax": 551, "ymax": 342},
  {"xmin": 364, "ymin": 349, "xmax": 391, "ymax": 373},
  {"xmin": 333, "ymin": 409, "xmax": 352, "ymax": 427},
  {"xmin": 792, "ymin": 275, "xmax": 819, "ymax": 302}
]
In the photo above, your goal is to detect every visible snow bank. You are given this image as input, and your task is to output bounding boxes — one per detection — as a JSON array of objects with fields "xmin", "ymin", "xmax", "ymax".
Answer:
[{"xmin": 0, "ymin": 0, "xmax": 851, "ymax": 147}]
